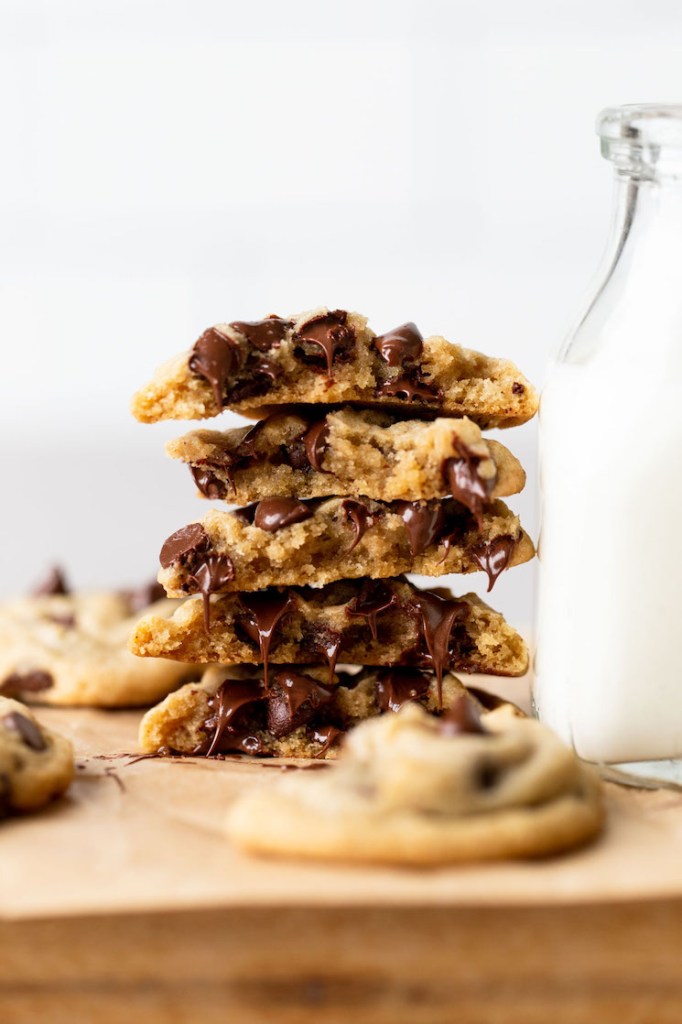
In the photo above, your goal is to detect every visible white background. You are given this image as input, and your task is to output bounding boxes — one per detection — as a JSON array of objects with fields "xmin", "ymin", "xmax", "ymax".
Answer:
[{"xmin": 2, "ymin": 0, "xmax": 681, "ymax": 628}]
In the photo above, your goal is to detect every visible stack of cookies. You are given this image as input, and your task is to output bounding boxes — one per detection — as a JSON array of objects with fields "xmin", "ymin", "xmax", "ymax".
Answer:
[{"xmin": 129, "ymin": 309, "xmax": 537, "ymax": 758}]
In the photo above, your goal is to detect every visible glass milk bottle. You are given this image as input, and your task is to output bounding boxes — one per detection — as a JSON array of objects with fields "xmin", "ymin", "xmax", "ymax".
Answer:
[{"xmin": 535, "ymin": 105, "xmax": 682, "ymax": 785}]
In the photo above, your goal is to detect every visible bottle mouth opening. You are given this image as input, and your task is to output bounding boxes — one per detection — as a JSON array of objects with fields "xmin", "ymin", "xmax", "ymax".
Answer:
[{"xmin": 598, "ymin": 105, "xmax": 682, "ymax": 176}]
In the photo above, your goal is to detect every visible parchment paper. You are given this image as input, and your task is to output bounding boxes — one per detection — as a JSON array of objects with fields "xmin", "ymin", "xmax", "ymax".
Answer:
[{"xmin": 2, "ymin": 676, "xmax": 682, "ymax": 921}]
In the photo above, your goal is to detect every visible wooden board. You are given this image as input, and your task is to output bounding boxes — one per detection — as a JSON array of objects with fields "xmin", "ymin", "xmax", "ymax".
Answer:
[{"xmin": 2, "ymin": 678, "xmax": 682, "ymax": 1022}]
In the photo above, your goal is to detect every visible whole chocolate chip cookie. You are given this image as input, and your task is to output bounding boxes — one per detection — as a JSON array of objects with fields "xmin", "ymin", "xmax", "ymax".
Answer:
[{"xmin": 0, "ymin": 697, "xmax": 74, "ymax": 814}]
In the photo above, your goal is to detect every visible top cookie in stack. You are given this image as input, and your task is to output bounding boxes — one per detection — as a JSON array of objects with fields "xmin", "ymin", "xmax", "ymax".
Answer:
[{"xmin": 130, "ymin": 308, "xmax": 537, "ymax": 758}]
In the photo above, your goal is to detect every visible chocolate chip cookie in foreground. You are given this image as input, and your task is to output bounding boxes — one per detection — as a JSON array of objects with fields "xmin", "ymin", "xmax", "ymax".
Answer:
[
  {"xmin": 0, "ymin": 697, "xmax": 74, "ymax": 814},
  {"xmin": 130, "ymin": 577, "xmax": 528, "ymax": 679},
  {"xmin": 226, "ymin": 702, "xmax": 604, "ymax": 864},
  {"xmin": 132, "ymin": 309, "xmax": 538, "ymax": 428},
  {"xmin": 139, "ymin": 665, "xmax": 497, "ymax": 760},
  {"xmin": 0, "ymin": 583, "xmax": 196, "ymax": 707},
  {"xmin": 167, "ymin": 408, "xmax": 525, "ymax": 512},
  {"xmin": 158, "ymin": 498, "xmax": 534, "ymax": 597}
]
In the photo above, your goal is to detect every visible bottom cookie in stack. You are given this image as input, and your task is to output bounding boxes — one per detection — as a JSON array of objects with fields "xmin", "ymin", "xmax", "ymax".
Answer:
[{"xmin": 138, "ymin": 664, "xmax": 513, "ymax": 760}]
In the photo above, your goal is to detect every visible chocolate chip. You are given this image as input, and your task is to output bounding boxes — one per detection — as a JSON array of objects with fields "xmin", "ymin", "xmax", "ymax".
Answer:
[
  {"xmin": 191, "ymin": 464, "xmax": 231, "ymax": 500},
  {"xmin": 373, "ymin": 322, "xmax": 423, "ymax": 367},
  {"xmin": 301, "ymin": 419, "xmax": 330, "ymax": 472},
  {"xmin": 312, "ymin": 724, "xmax": 344, "ymax": 757},
  {"xmin": 439, "ymin": 695, "xmax": 487, "ymax": 736},
  {"xmin": 267, "ymin": 670, "xmax": 333, "ymax": 738},
  {"xmin": 341, "ymin": 499, "xmax": 376, "ymax": 553},
  {"xmin": 238, "ymin": 591, "xmax": 296, "ymax": 687},
  {"xmin": 229, "ymin": 316, "xmax": 291, "ymax": 351},
  {"xmin": 378, "ymin": 371, "xmax": 442, "ymax": 403},
  {"xmin": 189, "ymin": 327, "xmax": 242, "ymax": 408},
  {"xmin": 375, "ymin": 667, "xmax": 431, "ymax": 712},
  {"xmin": 3, "ymin": 712, "xmax": 47, "ymax": 751},
  {"xmin": 294, "ymin": 310, "xmax": 355, "ymax": 379},
  {"xmin": 346, "ymin": 580, "xmax": 398, "ymax": 641},
  {"xmin": 159, "ymin": 523, "xmax": 210, "ymax": 569},
  {"xmin": 31, "ymin": 566, "xmax": 69, "ymax": 597},
  {"xmin": 253, "ymin": 498, "xmax": 313, "ymax": 533},
  {"xmin": 0, "ymin": 670, "xmax": 54, "ymax": 698},
  {"xmin": 394, "ymin": 501, "xmax": 445, "ymax": 556},
  {"xmin": 443, "ymin": 438, "xmax": 496, "ymax": 529},
  {"xmin": 512, "ymin": 381, "xmax": 525, "ymax": 395},
  {"xmin": 471, "ymin": 535, "xmax": 515, "ymax": 592}
]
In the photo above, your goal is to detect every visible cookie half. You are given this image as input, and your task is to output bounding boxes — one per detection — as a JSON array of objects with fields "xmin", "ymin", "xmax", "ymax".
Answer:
[
  {"xmin": 226, "ymin": 703, "xmax": 604, "ymax": 863},
  {"xmin": 130, "ymin": 577, "xmax": 529, "ymax": 679},
  {"xmin": 131, "ymin": 309, "xmax": 538, "ymax": 428},
  {"xmin": 167, "ymin": 408, "xmax": 525, "ymax": 514},
  {"xmin": 158, "ymin": 498, "xmax": 534, "ymax": 597},
  {"xmin": 139, "ymin": 665, "xmax": 498, "ymax": 759},
  {"xmin": 0, "ymin": 697, "xmax": 74, "ymax": 814}
]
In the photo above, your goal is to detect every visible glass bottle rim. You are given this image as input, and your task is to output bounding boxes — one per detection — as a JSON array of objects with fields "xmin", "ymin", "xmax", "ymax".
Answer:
[{"xmin": 597, "ymin": 104, "xmax": 682, "ymax": 177}]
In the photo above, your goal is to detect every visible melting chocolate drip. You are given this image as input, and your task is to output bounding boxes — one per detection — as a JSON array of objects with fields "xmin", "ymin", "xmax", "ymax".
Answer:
[
  {"xmin": 238, "ymin": 591, "xmax": 296, "ymax": 686},
  {"xmin": 346, "ymin": 580, "xmax": 398, "ymax": 641},
  {"xmin": 395, "ymin": 501, "xmax": 446, "ymax": 556},
  {"xmin": 159, "ymin": 523, "xmax": 210, "ymax": 569},
  {"xmin": 0, "ymin": 670, "xmax": 54, "ymax": 698},
  {"xmin": 190, "ymin": 555, "xmax": 236, "ymax": 631},
  {"xmin": 341, "ymin": 499, "xmax": 376, "ymax": 553},
  {"xmin": 373, "ymin": 321, "xmax": 423, "ymax": 367},
  {"xmin": 226, "ymin": 355, "xmax": 280, "ymax": 403},
  {"xmin": 121, "ymin": 580, "xmax": 167, "ymax": 614},
  {"xmin": 375, "ymin": 668, "xmax": 431, "ymax": 713},
  {"xmin": 378, "ymin": 372, "xmax": 442, "ymax": 403},
  {"xmin": 439, "ymin": 695, "xmax": 487, "ymax": 736},
  {"xmin": 411, "ymin": 591, "xmax": 467, "ymax": 708},
  {"xmin": 301, "ymin": 418, "xmax": 330, "ymax": 472},
  {"xmin": 189, "ymin": 327, "xmax": 242, "ymax": 409},
  {"xmin": 294, "ymin": 310, "xmax": 355, "ymax": 380},
  {"xmin": 159, "ymin": 524, "xmax": 233, "ymax": 629},
  {"xmin": 191, "ymin": 464, "xmax": 230, "ymax": 500},
  {"xmin": 3, "ymin": 712, "xmax": 47, "ymax": 751},
  {"xmin": 267, "ymin": 670, "xmax": 334, "ymax": 738},
  {"xmin": 306, "ymin": 628, "xmax": 343, "ymax": 685},
  {"xmin": 253, "ymin": 498, "xmax": 312, "ymax": 533},
  {"xmin": 443, "ymin": 438, "xmax": 496, "ymax": 529},
  {"xmin": 472, "ymin": 535, "xmax": 515, "ymax": 592},
  {"xmin": 201, "ymin": 679, "xmax": 267, "ymax": 757},
  {"xmin": 229, "ymin": 316, "xmax": 291, "ymax": 351},
  {"xmin": 31, "ymin": 566, "xmax": 70, "ymax": 597},
  {"xmin": 313, "ymin": 724, "xmax": 344, "ymax": 758}
]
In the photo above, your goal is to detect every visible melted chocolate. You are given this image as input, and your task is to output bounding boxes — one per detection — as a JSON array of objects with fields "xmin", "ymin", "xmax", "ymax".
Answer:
[
  {"xmin": 313, "ymin": 724, "xmax": 344, "ymax": 757},
  {"xmin": 375, "ymin": 668, "xmax": 431, "ymax": 712},
  {"xmin": 411, "ymin": 591, "xmax": 466, "ymax": 707},
  {"xmin": 159, "ymin": 523, "xmax": 210, "ymax": 570},
  {"xmin": 346, "ymin": 580, "xmax": 398, "ymax": 641},
  {"xmin": 0, "ymin": 670, "xmax": 54, "ymax": 698},
  {"xmin": 189, "ymin": 327, "xmax": 242, "ymax": 408},
  {"xmin": 229, "ymin": 316, "xmax": 291, "ymax": 351},
  {"xmin": 378, "ymin": 371, "xmax": 442, "ymax": 403},
  {"xmin": 395, "ymin": 501, "xmax": 445, "ymax": 556},
  {"xmin": 341, "ymin": 499, "xmax": 376, "ymax": 553},
  {"xmin": 443, "ymin": 438, "xmax": 496, "ymax": 528},
  {"xmin": 302, "ymin": 419, "xmax": 330, "ymax": 472},
  {"xmin": 238, "ymin": 591, "xmax": 296, "ymax": 686},
  {"xmin": 373, "ymin": 322, "xmax": 423, "ymax": 367},
  {"xmin": 32, "ymin": 566, "xmax": 69, "ymax": 597},
  {"xmin": 254, "ymin": 498, "xmax": 312, "ymax": 533},
  {"xmin": 472, "ymin": 535, "xmax": 515, "ymax": 592},
  {"xmin": 439, "ymin": 695, "xmax": 487, "ymax": 736},
  {"xmin": 190, "ymin": 555, "xmax": 236, "ymax": 630},
  {"xmin": 3, "ymin": 711, "xmax": 47, "ymax": 751},
  {"xmin": 306, "ymin": 627, "xmax": 343, "ymax": 684},
  {"xmin": 294, "ymin": 310, "xmax": 355, "ymax": 379},
  {"xmin": 201, "ymin": 678, "xmax": 267, "ymax": 757},
  {"xmin": 191, "ymin": 464, "xmax": 230, "ymax": 500},
  {"xmin": 267, "ymin": 670, "xmax": 333, "ymax": 738}
]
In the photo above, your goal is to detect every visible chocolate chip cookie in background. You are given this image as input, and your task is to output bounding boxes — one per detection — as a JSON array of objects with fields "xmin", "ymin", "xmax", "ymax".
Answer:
[
  {"xmin": 130, "ymin": 307, "xmax": 537, "ymax": 759},
  {"xmin": 226, "ymin": 701, "xmax": 604, "ymax": 864},
  {"xmin": 0, "ymin": 567, "xmax": 196, "ymax": 707},
  {"xmin": 0, "ymin": 696, "xmax": 74, "ymax": 816}
]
